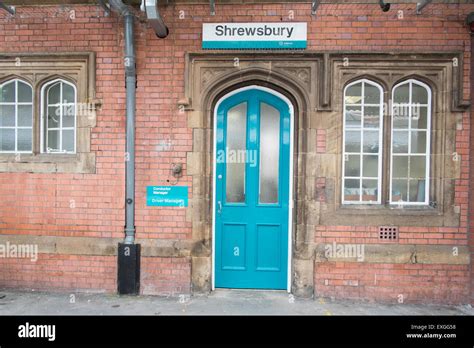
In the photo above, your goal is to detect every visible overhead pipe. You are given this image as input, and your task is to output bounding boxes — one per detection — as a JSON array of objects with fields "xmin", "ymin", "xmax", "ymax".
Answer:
[
  {"xmin": 109, "ymin": 0, "xmax": 137, "ymax": 245},
  {"xmin": 97, "ymin": 0, "xmax": 111, "ymax": 16},
  {"xmin": 142, "ymin": 0, "xmax": 169, "ymax": 38},
  {"xmin": 311, "ymin": 0, "xmax": 319, "ymax": 16},
  {"xmin": 379, "ymin": 0, "xmax": 390, "ymax": 12},
  {"xmin": 0, "ymin": 1, "xmax": 15, "ymax": 15},
  {"xmin": 416, "ymin": 0, "xmax": 432, "ymax": 15}
]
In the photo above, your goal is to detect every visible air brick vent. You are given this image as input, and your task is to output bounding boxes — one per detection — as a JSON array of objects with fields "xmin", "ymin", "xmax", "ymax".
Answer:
[{"xmin": 378, "ymin": 226, "xmax": 398, "ymax": 242}]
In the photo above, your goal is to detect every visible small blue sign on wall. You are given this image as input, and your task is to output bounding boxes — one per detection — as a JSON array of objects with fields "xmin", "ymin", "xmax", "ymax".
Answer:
[{"xmin": 146, "ymin": 186, "xmax": 188, "ymax": 207}]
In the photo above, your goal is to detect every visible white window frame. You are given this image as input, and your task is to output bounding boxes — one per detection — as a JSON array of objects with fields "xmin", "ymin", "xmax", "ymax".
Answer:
[
  {"xmin": 342, "ymin": 79, "xmax": 384, "ymax": 205},
  {"xmin": 40, "ymin": 79, "xmax": 77, "ymax": 154},
  {"xmin": 0, "ymin": 79, "xmax": 33, "ymax": 154},
  {"xmin": 389, "ymin": 79, "xmax": 431, "ymax": 206}
]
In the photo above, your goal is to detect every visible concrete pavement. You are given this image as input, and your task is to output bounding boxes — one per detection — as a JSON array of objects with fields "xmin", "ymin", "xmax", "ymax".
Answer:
[{"xmin": 0, "ymin": 289, "xmax": 472, "ymax": 315}]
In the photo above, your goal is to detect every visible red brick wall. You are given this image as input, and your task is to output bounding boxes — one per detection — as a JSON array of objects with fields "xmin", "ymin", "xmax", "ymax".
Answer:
[
  {"xmin": 141, "ymin": 257, "xmax": 191, "ymax": 295},
  {"xmin": 315, "ymin": 262, "xmax": 469, "ymax": 304},
  {"xmin": 470, "ymin": 28, "xmax": 474, "ymax": 305},
  {"xmin": 0, "ymin": 254, "xmax": 116, "ymax": 292},
  {"xmin": 0, "ymin": 3, "xmax": 473, "ymax": 301}
]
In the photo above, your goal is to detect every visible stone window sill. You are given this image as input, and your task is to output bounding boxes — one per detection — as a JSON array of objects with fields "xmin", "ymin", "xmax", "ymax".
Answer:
[
  {"xmin": 336, "ymin": 204, "xmax": 441, "ymax": 216},
  {"xmin": 0, "ymin": 153, "xmax": 96, "ymax": 174}
]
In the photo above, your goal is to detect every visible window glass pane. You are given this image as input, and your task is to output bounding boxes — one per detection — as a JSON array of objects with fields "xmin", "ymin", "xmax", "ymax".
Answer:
[
  {"xmin": 345, "ymin": 106, "xmax": 361, "ymax": 128},
  {"xmin": 47, "ymin": 130, "xmax": 60, "ymax": 152},
  {"xmin": 345, "ymin": 131, "xmax": 360, "ymax": 153},
  {"xmin": 362, "ymin": 155, "xmax": 378, "ymax": 177},
  {"xmin": 225, "ymin": 102, "xmax": 247, "ymax": 203},
  {"xmin": 62, "ymin": 84, "xmax": 75, "ymax": 104},
  {"xmin": 363, "ymin": 106, "xmax": 380, "ymax": 128},
  {"xmin": 345, "ymin": 83, "xmax": 362, "ymax": 104},
  {"xmin": 62, "ymin": 105, "xmax": 75, "ymax": 127},
  {"xmin": 392, "ymin": 179, "xmax": 408, "ymax": 202},
  {"xmin": 362, "ymin": 179, "xmax": 378, "ymax": 201},
  {"xmin": 48, "ymin": 106, "xmax": 60, "ymax": 128},
  {"xmin": 411, "ymin": 131, "xmax": 427, "ymax": 153},
  {"xmin": 17, "ymin": 129, "xmax": 32, "ymax": 152},
  {"xmin": 391, "ymin": 81, "xmax": 430, "ymax": 204},
  {"xmin": 363, "ymin": 131, "xmax": 379, "ymax": 153},
  {"xmin": 409, "ymin": 179, "xmax": 425, "ymax": 202},
  {"xmin": 393, "ymin": 84, "xmax": 409, "ymax": 103},
  {"xmin": 0, "ymin": 105, "xmax": 15, "ymax": 127},
  {"xmin": 392, "ymin": 131, "xmax": 408, "ymax": 153},
  {"xmin": 0, "ymin": 81, "xmax": 15, "ymax": 103},
  {"xmin": 412, "ymin": 84, "xmax": 428, "ymax": 104},
  {"xmin": 259, "ymin": 103, "xmax": 280, "ymax": 204},
  {"xmin": 364, "ymin": 84, "xmax": 380, "ymax": 104},
  {"xmin": 410, "ymin": 156, "xmax": 426, "ymax": 178},
  {"xmin": 0, "ymin": 128, "xmax": 15, "ymax": 151},
  {"xmin": 393, "ymin": 156, "xmax": 409, "ymax": 178},
  {"xmin": 411, "ymin": 106, "xmax": 427, "ymax": 129},
  {"xmin": 392, "ymin": 104, "xmax": 409, "ymax": 129},
  {"xmin": 17, "ymin": 81, "xmax": 32, "ymax": 102},
  {"xmin": 48, "ymin": 83, "xmax": 61, "ymax": 105},
  {"xmin": 344, "ymin": 155, "xmax": 360, "ymax": 177},
  {"xmin": 62, "ymin": 130, "xmax": 75, "ymax": 152},
  {"xmin": 344, "ymin": 179, "xmax": 360, "ymax": 201},
  {"xmin": 343, "ymin": 81, "xmax": 382, "ymax": 204},
  {"xmin": 18, "ymin": 105, "xmax": 32, "ymax": 127}
]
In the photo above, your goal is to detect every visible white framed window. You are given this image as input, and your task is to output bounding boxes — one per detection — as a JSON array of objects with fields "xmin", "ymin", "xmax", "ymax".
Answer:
[
  {"xmin": 41, "ymin": 79, "xmax": 77, "ymax": 154},
  {"xmin": 390, "ymin": 79, "xmax": 431, "ymax": 205},
  {"xmin": 342, "ymin": 79, "xmax": 383, "ymax": 204},
  {"xmin": 0, "ymin": 79, "xmax": 33, "ymax": 153}
]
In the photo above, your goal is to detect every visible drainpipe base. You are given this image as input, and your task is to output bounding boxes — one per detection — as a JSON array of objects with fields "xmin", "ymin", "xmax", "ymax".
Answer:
[{"xmin": 117, "ymin": 243, "xmax": 141, "ymax": 295}]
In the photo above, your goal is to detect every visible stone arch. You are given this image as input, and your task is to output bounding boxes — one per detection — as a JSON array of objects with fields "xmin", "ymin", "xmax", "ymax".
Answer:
[{"xmin": 188, "ymin": 65, "xmax": 315, "ymax": 297}]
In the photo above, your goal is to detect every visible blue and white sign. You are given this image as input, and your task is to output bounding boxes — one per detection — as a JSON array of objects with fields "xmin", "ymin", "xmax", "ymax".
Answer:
[
  {"xmin": 202, "ymin": 22, "xmax": 307, "ymax": 50},
  {"xmin": 146, "ymin": 186, "xmax": 188, "ymax": 207}
]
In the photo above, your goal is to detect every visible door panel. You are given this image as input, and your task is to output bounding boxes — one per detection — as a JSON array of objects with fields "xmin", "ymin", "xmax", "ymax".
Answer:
[
  {"xmin": 221, "ymin": 223, "xmax": 247, "ymax": 270},
  {"xmin": 256, "ymin": 224, "xmax": 281, "ymax": 272},
  {"xmin": 215, "ymin": 88, "xmax": 291, "ymax": 290}
]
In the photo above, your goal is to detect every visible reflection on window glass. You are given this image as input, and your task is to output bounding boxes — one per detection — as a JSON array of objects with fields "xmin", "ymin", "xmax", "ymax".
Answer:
[
  {"xmin": 391, "ymin": 80, "xmax": 430, "ymax": 204},
  {"xmin": 343, "ymin": 80, "xmax": 382, "ymax": 203},
  {"xmin": 225, "ymin": 102, "xmax": 247, "ymax": 203},
  {"xmin": 259, "ymin": 103, "xmax": 280, "ymax": 204}
]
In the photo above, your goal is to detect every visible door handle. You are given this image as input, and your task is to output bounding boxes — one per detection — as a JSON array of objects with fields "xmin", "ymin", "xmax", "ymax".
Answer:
[{"xmin": 217, "ymin": 201, "xmax": 222, "ymax": 215}]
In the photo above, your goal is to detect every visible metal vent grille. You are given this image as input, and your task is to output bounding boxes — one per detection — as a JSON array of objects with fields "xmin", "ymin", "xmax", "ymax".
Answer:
[{"xmin": 378, "ymin": 226, "xmax": 398, "ymax": 241}]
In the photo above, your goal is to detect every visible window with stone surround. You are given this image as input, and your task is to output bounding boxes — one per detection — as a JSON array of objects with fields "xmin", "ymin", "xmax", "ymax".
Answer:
[
  {"xmin": 0, "ymin": 53, "xmax": 97, "ymax": 173},
  {"xmin": 342, "ymin": 78, "xmax": 432, "ymax": 207}
]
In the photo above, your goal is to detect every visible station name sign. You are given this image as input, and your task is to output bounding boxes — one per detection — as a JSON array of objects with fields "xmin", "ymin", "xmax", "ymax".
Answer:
[{"xmin": 202, "ymin": 22, "xmax": 307, "ymax": 50}]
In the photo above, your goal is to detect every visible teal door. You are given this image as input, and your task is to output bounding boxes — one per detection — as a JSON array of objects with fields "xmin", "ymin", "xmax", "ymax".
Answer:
[{"xmin": 215, "ymin": 88, "xmax": 291, "ymax": 289}]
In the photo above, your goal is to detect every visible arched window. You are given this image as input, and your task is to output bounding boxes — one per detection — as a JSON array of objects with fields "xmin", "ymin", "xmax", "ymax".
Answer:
[
  {"xmin": 342, "ymin": 79, "xmax": 383, "ymax": 204},
  {"xmin": 390, "ymin": 79, "xmax": 431, "ymax": 205},
  {"xmin": 41, "ymin": 79, "xmax": 77, "ymax": 153},
  {"xmin": 0, "ymin": 79, "xmax": 33, "ymax": 153}
]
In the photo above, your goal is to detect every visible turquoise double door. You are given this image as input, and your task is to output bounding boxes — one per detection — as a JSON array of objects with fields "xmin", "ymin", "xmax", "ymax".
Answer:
[{"xmin": 215, "ymin": 88, "xmax": 291, "ymax": 290}]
